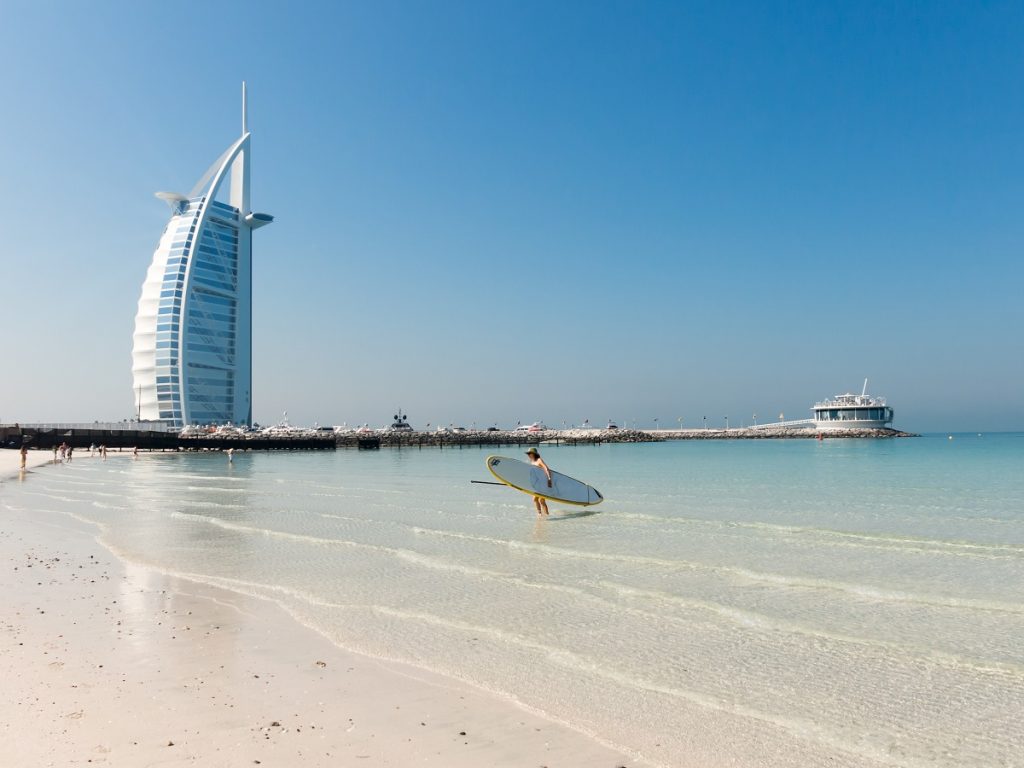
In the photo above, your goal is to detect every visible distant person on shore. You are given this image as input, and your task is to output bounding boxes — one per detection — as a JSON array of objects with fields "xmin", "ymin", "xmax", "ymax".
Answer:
[
  {"xmin": 66, "ymin": 445, "xmax": 73, "ymax": 462},
  {"xmin": 59, "ymin": 442, "xmax": 67, "ymax": 461},
  {"xmin": 100, "ymin": 445, "xmax": 107, "ymax": 460},
  {"xmin": 132, "ymin": 446, "xmax": 139, "ymax": 459},
  {"xmin": 90, "ymin": 443, "xmax": 96, "ymax": 457},
  {"xmin": 525, "ymin": 447, "xmax": 553, "ymax": 516},
  {"xmin": 226, "ymin": 447, "xmax": 234, "ymax": 463},
  {"xmin": 20, "ymin": 443, "xmax": 28, "ymax": 470},
  {"xmin": 52, "ymin": 444, "xmax": 58, "ymax": 462}
]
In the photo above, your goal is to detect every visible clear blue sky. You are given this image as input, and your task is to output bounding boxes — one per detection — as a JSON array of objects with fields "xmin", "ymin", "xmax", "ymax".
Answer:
[{"xmin": 1, "ymin": 0, "xmax": 1022, "ymax": 432}]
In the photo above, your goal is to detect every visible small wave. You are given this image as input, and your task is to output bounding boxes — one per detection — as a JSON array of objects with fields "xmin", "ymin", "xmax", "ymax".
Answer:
[
  {"xmin": 21, "ymin": 491, "xmax": 83, "ymax": 504},
  {"xmin": 91, "ymin": 500, "xmax": 129, "ymax": 511},
  {"xmin": 946, "ymin": 515, "xmax": 1024, "ymax": 526},
  {"xmin": 161, "ymin": 473, "xmax": 248, "ymax": 482},
  {"xmin": 61, "ymin": 508, "xmax": 108, "ymax": 528},
  {"xmin": 319, "ymin": 512, "xmax": 364, "ymax": 521},
  {"xmin": 409, "ymin": 526, "xmax": 508, "ymax": 544},
  {"xmin": 171, "ymin": 569, "xmax": 350, "ymax": 610},
  {"xmin": 391, "ymin": 548, "xmax": 514, "ymax": 580},
  {"xmin": 319, "ymin": 512, "xmax": 392, "ymax": 525},
  {"xmin": 43, "ymin": 478, "xmax": 105, "ymax": 488},
  {"xmin": 85, "ymin": 490, "xmax": 127, "ymax": 499},
  {"xmin": 406, "ymin": 524, "xmax": 1024, "ymax": 614},
  {"xmin": 311, "ymin": 483, "xmax": 410, "ymax": 495},
  {"xmin": 169, "ymin": 512, "xmax": 526, "ymax": 582},
  {"xmin": 176, "ymin": 499, "xmax": 248, "ymax": 510},
  {"xmin": 183, "ymin": 485, "xmax": 249, "ymax": 493},
  {"xmin": 591, "ymin": 580, "xmax": 1024, "ymax": 676},
  {"xmin": 170, "ymin": 511, "xmax": 363, "ymax": 547},
  {"xmin": 608, "ymin": 512, "xmax": 1024, "ymax": 559},
  {"xmin": 474, "ymin": 500, "xmax": 535, "ymax": 511},
  {"xmin": 726, "ymin": 567, "xmax": 1024, "ymax": 614}
]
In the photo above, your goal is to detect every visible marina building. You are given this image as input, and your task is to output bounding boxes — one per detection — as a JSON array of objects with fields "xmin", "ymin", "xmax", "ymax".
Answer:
[
  {"xmin": 812, "ymin": 380, "xmax": 894, "ymax": 431},
  {"xmin": 131, "ymin": 84, "xmax": 272, "ymax": 428}
]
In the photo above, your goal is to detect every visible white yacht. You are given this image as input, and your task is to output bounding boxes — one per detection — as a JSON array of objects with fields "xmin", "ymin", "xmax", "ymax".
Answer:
[
  {"xmin": 812, "ymin": 380, "xmax": 894, "ymax": 431},
  {"xmin": 261, "ymin": 412, "xmax": 315, "ymax": 436},
  {"xmin": 513, "ymin": 422, "xmax": 549, "ymax": 433},
  {"xmin": 379, "ymin": 410, "xmax": 414, "ymax": 433}
]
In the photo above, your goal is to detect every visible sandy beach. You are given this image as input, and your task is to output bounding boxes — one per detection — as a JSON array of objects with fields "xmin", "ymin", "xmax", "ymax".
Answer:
[
  {"xmin": 0, "ymin": 459, "xmax": 636, "ymax": 767},
  {"xmin": 1, "ymin": 446, "xmax": 56, "ymax": 477}
]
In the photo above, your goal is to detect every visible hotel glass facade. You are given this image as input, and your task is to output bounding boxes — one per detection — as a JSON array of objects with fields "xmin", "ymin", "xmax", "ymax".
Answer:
[{"xmin": 132, "ymin": 94, "xmax": 271, "ymax": 428}]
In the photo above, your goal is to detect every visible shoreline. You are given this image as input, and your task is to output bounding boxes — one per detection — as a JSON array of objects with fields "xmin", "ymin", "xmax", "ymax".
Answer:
[{"xmin": 0, "ymin": 461, "xmax": 640, "ymax": 767}]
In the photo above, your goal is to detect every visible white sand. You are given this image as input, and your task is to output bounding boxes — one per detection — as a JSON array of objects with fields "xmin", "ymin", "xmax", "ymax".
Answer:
[
  {"xmin": 0, "ymin": 465, "xmax": 637, "ymax": 767},
  {"xmin": 1, "ymin": 446, "xmax": 163, "ymax": 478},
  {"xmin": 0, "ymin": 447, "xmax": 56, "ymax": 477}
]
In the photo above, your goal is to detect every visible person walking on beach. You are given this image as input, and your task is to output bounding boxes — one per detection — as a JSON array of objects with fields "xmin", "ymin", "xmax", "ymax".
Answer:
[
  {"xmin": 19, "ymin": 443, "xmax": 28, "ymax": 470},
  {"xmin": 226, "ymin": 447, "xmax": 234, "ymax": 463},
  {"xmin": 52, "ymin": 444, "xmax": 58, "ymax": 462},
  {"xmin": 525, "ymin": 447, "xmax": 553, "ymax": 516},
  {"xmin": 66, "ymin": 445, "xmax": 73, "ymax": 462},
  {"xmin": 100, "ymin": 444, "xmax": 107, "ymax": 460}
]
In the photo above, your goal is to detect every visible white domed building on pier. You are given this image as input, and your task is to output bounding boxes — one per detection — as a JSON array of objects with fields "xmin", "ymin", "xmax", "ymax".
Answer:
[{"xmin": 812, "ymin": 380, "xmax": 894, "ymax": 431}]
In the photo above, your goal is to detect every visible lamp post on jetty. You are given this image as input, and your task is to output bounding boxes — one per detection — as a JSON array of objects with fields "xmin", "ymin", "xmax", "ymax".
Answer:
[
  {"xmin": 725, "ymin": 415, "xmax": 729, "ymax": 431},
  {"xmin": 677, "ymin": 417, "xmax": 683, "ymax": 431},
  {"xmin": 703, "ymin": 415, "xmax": 707, "ymax": 430}
]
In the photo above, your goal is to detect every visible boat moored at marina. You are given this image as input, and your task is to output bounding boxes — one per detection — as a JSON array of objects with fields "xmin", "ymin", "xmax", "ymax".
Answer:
[{"xmin": 379, "ymin": 410, "xmax": 414, "ymax": 433}]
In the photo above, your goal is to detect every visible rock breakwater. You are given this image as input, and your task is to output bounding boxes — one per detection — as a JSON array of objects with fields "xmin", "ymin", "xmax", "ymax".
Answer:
[{"xmin": 335, "ymin": 427, "xmax": 914, "ymax": 449}]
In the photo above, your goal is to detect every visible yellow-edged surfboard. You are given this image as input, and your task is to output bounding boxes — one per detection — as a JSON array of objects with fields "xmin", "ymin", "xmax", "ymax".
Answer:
[{"xmin": 485, "ymin": 455, "xmax": 604, "ymax": 507}]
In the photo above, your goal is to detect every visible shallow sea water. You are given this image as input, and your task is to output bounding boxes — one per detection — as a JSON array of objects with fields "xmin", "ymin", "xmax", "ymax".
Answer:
[{"xmin": 4, "ymin": 434, "xmax": 1023, "ymax": 767}]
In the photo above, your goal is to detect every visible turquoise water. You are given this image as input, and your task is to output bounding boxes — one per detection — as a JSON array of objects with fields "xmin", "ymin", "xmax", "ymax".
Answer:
[{"xmin": 3, "ymin": 435, "xmax": 1023, "ymax": 767}]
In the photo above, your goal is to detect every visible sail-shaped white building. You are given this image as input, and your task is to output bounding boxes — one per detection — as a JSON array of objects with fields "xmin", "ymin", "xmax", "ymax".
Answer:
[{"xmin": 132, "ymin": 83, "xmax": 272, "ymax": 428}]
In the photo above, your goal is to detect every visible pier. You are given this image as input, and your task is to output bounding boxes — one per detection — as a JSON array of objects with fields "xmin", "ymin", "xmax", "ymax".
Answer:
[
  {"xmin": 335, "ymin": 426, "xmax": 914, "ymax": 449},
  {"xmin": 2, "ymin": 424, "xmax": 915, "ymax": 455},
  {"xmin": 0, "ymin": 425, "xmax": 335, "ymax": 452},
  {"xmin": 334, "ymin": 429, "xmax": 656, "ymax": 450}
]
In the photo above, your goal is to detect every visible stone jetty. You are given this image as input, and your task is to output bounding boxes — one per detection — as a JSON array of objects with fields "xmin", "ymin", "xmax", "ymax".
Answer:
[
  {"xmin": 1, "ymin": 425, "xmax": 915, "ymax": 455},
  {"xmin": 335, "ymin": 426, "xmax": 915, "ymax": 449}
]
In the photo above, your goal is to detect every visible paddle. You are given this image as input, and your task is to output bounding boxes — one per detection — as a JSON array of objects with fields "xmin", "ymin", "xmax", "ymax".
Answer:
[{"xmin": 470, "ymin": 480, "xmax": 506, "ymax": 486}]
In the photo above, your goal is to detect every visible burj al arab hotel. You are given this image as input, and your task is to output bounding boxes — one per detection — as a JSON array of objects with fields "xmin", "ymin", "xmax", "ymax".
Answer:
[{"xmin": 132, "ymin": 83, "xmax": 272, "ymax": 428}]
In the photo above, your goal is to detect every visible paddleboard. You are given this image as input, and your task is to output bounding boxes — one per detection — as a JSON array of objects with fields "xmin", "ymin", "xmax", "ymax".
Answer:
[{"xmin": 485, "ymin": 455, "xmax": 603, "ymax": 507}]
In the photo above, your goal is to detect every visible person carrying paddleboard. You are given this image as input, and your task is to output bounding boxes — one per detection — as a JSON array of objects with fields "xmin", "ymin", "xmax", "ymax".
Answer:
[{"xmin": 525, "ymin": 447, "xmax": 553, "ymax": 515}]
